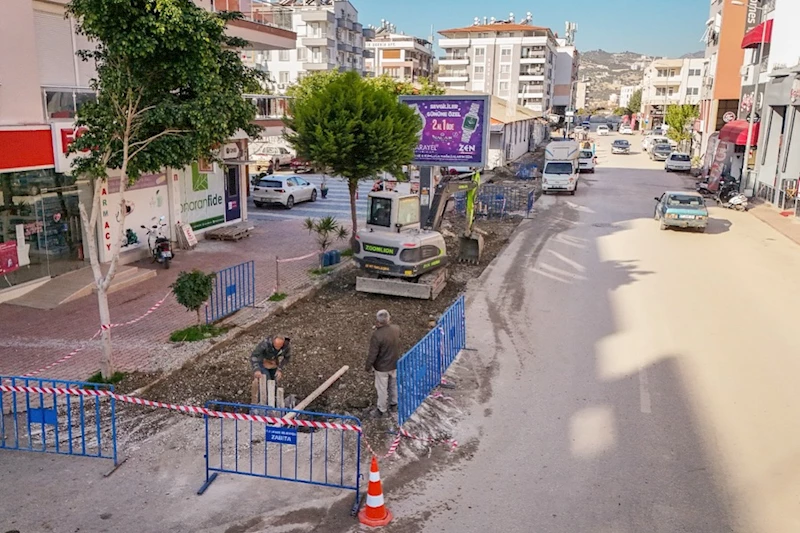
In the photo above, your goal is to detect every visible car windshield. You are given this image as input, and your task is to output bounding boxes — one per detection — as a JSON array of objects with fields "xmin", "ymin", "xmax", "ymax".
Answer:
[
  {"xmin": 545, "ymin": 162, "xmax": 574, "ymax": 175},
  {"xmin": 368, "ymin": 197, "xmax": 393, "ymax": 227},
  {"xmin": 667, "ymin": 194, "xmax": 704, "ymax": 207},
  {"xmin": 396, "ymin": 197, "xmax": 420, "ymax": 226},
  {"xmin": 257, "ymin": 179, "xmax": 283, "ymax": 188},
  {"xmin": 671, "ymin": 154, "xmax": 691, "ymax": 161},
  {"xmin": 613, "ymin": 141, "xmax": 629, "ymax": 146},
  {"xmin": 654, "ymin": 145, "xmax": 671, "ymax": 152},
  {"xmin": 580, "ymin": 151, "xmax": 594, "ymax": 158}
]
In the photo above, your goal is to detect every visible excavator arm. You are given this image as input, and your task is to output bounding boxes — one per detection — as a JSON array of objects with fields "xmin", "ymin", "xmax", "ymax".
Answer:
[{"xmin": 423, "ymin": 171, "xmax": 484, "ymax": 264}]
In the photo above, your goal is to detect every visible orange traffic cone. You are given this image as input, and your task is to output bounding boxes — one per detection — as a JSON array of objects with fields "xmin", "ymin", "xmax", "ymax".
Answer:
[{"xmin": 358, "ymin": 456, "xmax": 393, "ymax": 527}]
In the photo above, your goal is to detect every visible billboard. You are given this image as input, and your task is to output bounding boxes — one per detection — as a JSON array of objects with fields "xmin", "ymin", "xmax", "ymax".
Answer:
[{"xmin": 399, "ymin": 95, "xmax": 490, "ymax": 167}]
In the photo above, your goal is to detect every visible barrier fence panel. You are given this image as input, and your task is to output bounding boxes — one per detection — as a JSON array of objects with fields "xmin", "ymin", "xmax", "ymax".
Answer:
[
  {"xmin": 0, "ymin": 376, "xmax": 117, "ymax": 464},
  {"xmin": 397, "ymin": 295, "xmax": 466, "ymax": 425},
  {"xmin": 456, "ymin": 185, "xmax": 530, "ymax": 218},
  {"xmin": 198, "ymin": 401, "xmax": 362, "ymax": 515},
  {"xmin": 206, "ymin": 260, "xmax": 255, "ymax": 324}
]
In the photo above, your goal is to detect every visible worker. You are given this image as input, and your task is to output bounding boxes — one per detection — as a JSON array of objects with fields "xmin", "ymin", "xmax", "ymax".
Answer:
[
  {"xmin": 365, "ymin": 310, "xmax": 401, "ymax": 418},
  {"xmin": 250, "ymin": 335, "xmax": 291, "ymax": 382}
]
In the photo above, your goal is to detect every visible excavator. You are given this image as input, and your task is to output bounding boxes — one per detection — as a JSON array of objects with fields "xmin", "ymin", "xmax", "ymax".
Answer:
[{"xmin": 353, "ymin": 172, "xmax": 483, "ymax": 300}]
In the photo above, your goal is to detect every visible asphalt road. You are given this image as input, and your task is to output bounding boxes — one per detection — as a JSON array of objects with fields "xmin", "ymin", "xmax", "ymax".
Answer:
[{"xmin": 384, "ymin": 134, "xmax": 800, "ymax": 532}]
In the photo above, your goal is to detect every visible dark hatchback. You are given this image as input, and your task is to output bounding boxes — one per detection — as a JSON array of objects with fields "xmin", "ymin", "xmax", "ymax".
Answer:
[
  {"xmin": 650, "ymin": 143, "xmax": 673, "ymax": 161},
  {"xmin": 611, "ymin": 139, "xmax": 630, "ymax": 154}
]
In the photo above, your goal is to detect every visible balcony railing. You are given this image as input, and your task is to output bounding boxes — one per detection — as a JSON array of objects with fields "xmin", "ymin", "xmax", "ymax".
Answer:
[
  {"xmin": 440, "ymin": 54, "xmax": 469, "ymax": 61},
  {"xmin": 245, "ymin": 94, "xmax": 292, "ymax": 119},
  {"xmin": 440, "ymin": 70, "xmax": 469, "ymax": 77},
  {"xmin": 214, "ymin": 0, "xmax": 293, "ymax": 31}
]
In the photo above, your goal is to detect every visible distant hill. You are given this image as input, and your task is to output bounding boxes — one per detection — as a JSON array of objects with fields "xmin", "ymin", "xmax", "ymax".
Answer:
[
  {"xmin": 578, "ymin": 49, "xmax": 653, "ymax": 108},
  {"xmin": 681, "ymin": 50, "xmax": 705, "ymax": 59}
]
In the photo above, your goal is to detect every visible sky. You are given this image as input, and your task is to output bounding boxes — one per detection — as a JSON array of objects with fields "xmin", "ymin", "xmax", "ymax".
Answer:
[{"xmin": 356, "ymin": 0, "xmax": 709, "ymax": 58}]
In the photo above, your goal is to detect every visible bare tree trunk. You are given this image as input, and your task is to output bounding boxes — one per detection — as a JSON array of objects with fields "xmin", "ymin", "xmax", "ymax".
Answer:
[
  {"xmin": 96, "ymin": 286, "xmax": 113, "ymax": 378},
  {"xmin": 348, "ymin": 178, "xmax": 358, "ymax": 249},
  {"xmin": 196, "ymin": 308, "xmax": 202, "ymax": 326}
]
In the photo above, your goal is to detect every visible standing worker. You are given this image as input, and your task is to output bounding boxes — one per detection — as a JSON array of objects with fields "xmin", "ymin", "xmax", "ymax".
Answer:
[
  {"xmin": 365, "ymin": 310, "xmax": 401, "ymax": 418},
  {"xmin": 250, "ymin": 335, "xmax": 291, "ymax": 382}
]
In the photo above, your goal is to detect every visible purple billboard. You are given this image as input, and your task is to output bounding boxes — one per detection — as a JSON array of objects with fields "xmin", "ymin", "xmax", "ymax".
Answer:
[{"xmin": 399, "ymin": 95, "xmax": 490, "ymax": 167}]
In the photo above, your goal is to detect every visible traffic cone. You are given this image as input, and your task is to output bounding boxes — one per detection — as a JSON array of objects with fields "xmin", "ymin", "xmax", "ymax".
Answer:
[{"xmin": 358, "ymin": 456, "xmax": 393, "ymax": 527}]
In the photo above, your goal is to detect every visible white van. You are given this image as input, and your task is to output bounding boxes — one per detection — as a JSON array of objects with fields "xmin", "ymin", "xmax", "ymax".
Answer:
[
  {"xmin": 578, "ymin": 149, "xmax": 596, "ymax": 173},
  {"xmin": 542, "ymin": 141, "xmax": 580, "ymax": 195}
]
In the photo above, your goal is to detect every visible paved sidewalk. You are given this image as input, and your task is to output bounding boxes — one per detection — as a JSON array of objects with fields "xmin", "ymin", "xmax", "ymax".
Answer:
[
  {"xmin": 0, "ymin": 217, "xmax": 330, "ymax": 381},
  {"xmin": 748, "ymin": 199, "xmax": 800, "ymax": 247}
]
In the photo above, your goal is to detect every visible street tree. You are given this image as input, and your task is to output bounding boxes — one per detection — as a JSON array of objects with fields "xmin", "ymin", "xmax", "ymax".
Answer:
[
  {"xmin": 284, "ymin": 72, "xmax": 421, "ymax": 244},
  {"xmin": 626, "ymin": 89, "xmax": 642, "ymax": 116},
  {"xmin": 665, "ymin": 104, "xmax": 699, "ymax": 149},
  {"xmin": 67, "ymin": 0, "xmax": 262, "ymax": 378},
  {"xmin": 288, "ymin": 72, "xmax": 445, "ymax": 99}
]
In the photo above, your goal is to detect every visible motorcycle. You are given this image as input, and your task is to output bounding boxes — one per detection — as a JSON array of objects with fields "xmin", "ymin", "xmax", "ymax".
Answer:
[
  {"xmin": 697, "ymin": 174, "xmax": 736, "ymax": 196},
  {"xmin": 141, "ymin": 216, "xmax": 174, "ymax": 269},
  {"xmin": 717, "ymin": 192, "xmax": 749, "ymax": 211}
]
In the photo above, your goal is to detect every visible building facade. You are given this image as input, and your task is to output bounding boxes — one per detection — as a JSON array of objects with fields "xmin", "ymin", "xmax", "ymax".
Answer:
[
  {"xmin": 438, "ymin": 14, "xmax": 559, "ymax": 113},
  {"xmin": 640, "ymin": 58, "xmax": 705, "ymax": 128},
  {"xmin": 619, "ymin": 85, "xmax": 640, "ymax": 109},
  {"xmin": 267, "ymin": 0, "xmax": 373, "ymax": 92},
  {"xmin": 552, "ymin": 31, "xmax": 580, "ymax": 116},
  {"xmin": 575, "ymin": 81, "xmax": 589, "ymax": 110},
  {"xmin": 698, "ymin": 0, "xmax": 747, "ymax": 157},
  {"xmin": 364, "ymin": 21, "xmax": 434, "ymax": 81},
  {"xmin": 0, "ymin": 0, "xmax": 294, "ymax": 289}
]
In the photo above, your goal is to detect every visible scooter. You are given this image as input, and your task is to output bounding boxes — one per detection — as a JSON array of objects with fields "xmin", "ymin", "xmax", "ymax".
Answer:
[
  {"xmin": 718, "ymin": 192, "xmax": 749, "ymax": 211},
  {"xmin": 141, "ymin": 216, "xmax": 174, "ymax": 269}
]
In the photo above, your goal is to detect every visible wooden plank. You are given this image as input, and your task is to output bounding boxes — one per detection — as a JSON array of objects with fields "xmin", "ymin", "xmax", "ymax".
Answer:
[
  {"xmin": 276, "ymin": 387, "xmax": 285, "ymax": 409},
  {"xmin": 259, "ymin": 375, "xmax": 267, "ymax": 406},
  {"xmin": 250, "ymin": 377, "xmax": 259, "ymax": 405},
  {"xmin": 283, "ymin": 365, "xmax": 349, "ymax": 421},
  {"xmin": 267, "ymin": 380, "xmax": 276, "ymax": 408}
]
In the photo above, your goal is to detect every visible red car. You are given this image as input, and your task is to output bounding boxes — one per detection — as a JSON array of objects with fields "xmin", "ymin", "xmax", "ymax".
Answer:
[{"xmin": 290, "ymin": 157, "xmax": 313, "ymax": 173}]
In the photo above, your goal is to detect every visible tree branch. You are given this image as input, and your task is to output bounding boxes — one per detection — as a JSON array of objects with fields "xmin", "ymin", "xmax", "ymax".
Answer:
[{"xmin": 128, "ymin": 129, "xmax": 188, "ymax": 160}]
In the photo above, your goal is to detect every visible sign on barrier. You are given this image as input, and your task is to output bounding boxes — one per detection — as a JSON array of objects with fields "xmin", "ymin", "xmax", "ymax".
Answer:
[
  {"xmin": 198, "ymin": 401, "xmax": 363, "ymax": 515},
  {"xmin": 0, "ymin": 376, "xmax": 117, "ymax": 464},
  {"xmin": 397, "ymin": 295, "xmax": 466, "ymax": 425},
  {"xmin": 206, "ymin": 260, "xmax": 255, "ymax": 324}
]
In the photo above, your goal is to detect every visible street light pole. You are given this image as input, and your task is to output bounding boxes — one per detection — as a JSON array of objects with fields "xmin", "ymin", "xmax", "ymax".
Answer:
[{"xmin": 734, "ymin": 0, "xmax": 768, "ymax": 194}]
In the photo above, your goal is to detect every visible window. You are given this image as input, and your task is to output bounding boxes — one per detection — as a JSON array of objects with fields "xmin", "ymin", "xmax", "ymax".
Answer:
[
  {"xmin": 44, "ymin": 89, "xmax": 97, "ymax": 119},
  {"xmin": 396, "ymin": 197, "xmax": 420, "ymax": 226},
  {"xmin": 298, "ymin": 48, "xmax": 307, "ymax": 61},
  {"xmin": 500, "ymin": 47, "xmax": 512, "ymax": 61},
  {"xmin": 279, "ymin": 50, "xmax": 290, "ymax": 61},
  {"xmin": 367, "ymin": 197, "xmax": 393, "ymax": 227},
  {"xmin": 474, "ymin": 65, "xmax": 485, "ymax": 80},
  {"xmin": 499, "ymin": 81, "xmax": 509, "ymax": 92},
  {"xmin": 279, "ymin": 72, "xmax": 289, "ymax": 84},
  {"xmin": 474, "ymin": 47, "xmax": 486, "ymax": 63},
  {"xmin": 500, "ymin": 64, "xmax": 510, "ymax": 74}
]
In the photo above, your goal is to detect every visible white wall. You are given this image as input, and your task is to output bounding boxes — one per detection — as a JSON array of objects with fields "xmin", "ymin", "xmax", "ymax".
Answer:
[
  {"xmin": 768, "ymin": 0, "xmax": 800, "ymax": 72},
  {"xmin": 0, "ymin": 0, "xmax": 44, "ymax": 125}
]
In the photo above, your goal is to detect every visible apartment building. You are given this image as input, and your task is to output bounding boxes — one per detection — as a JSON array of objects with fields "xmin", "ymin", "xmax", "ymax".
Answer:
[
  {"xmin": 268, "ymin": 0, "xmax": 374, "ymax": 92},
  {"xmin": 698, "ymin": 0, "xmax": 747, "ymax": 156},
  {"xmin": 619, "ymin": 85, "xmax": 640, "ymax": 109},
  {"xmin": 438, "ymin": 13, "xmax": 559, "ymax": 113},
  {"xmin": 575, "ymin": 81, "xmax": 589, "ymax": 110},
  {"xmin": 640, "ymin": 58, "xmax": 705, "ymax": 127},
  {"xmin": 552, "ymin": 23, "xmax": 580, "ymax": 116},
  {"xmin": 364, "ymin": 21, "xmax": 434, "ymax": 82},
  {"xmin": 0, "ymin": 0, "xmax": 295, "ymax": 288}
]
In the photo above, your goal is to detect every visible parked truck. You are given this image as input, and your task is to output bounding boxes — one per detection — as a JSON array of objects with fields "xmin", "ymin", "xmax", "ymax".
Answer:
[{"xmin": 542, "ymin": 140, "xmax": 580, "ymax": 195}]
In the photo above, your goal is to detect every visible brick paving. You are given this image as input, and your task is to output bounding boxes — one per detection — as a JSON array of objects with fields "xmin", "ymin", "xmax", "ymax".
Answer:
[
  {"xmin": 0, "ymin": 216, "xmax": 334, "ymax": 382},
  {"xmin": 749, "ymin": 199, "xmax": 800, "ymax": 247}
]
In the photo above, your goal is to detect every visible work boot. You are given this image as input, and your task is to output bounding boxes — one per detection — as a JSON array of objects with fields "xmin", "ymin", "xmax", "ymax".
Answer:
[
  {"xmin": 389, "ymin": 403, "xmax": 398, "ymax": 413},
  {"xmin": 369, "ymin": 408, "xmax": 387, "ymax": 419}
]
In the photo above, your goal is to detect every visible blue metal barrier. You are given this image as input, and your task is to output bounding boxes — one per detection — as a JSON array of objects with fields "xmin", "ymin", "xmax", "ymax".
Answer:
[
  {"xmin": 198, "ymin": 401, "xmax": 362, "ymax": 515},
  {"xmin": 526, "ymin": 189, "xmax": 536, "ymax": 218},
  {"xmin": 455, "ymin": 185, "xmax": 529, "ymax": 217},
  {"xmin": 205, "ymin": 260, "xmax": 255, "ymax": 324},
  {"xmin": 0, "ymin": 376, "xmax": 117, "ymax": 464},
  {"xmin": 397, "ymin": 295, "xmax": 466, "ymax": 425}
]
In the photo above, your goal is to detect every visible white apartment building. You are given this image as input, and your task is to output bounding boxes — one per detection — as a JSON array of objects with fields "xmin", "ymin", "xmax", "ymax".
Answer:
[
  {"xmin": 267, "ymin": 0, "xmax": 373, "ymax": 92},
  {"xmin": 552, "ymin": 29, "xmax": 580, "ymax": 114},
  {"xmin": 640, "ymin": 58, "xmax": 705, "ymax": 127},
  {"xmin": 0, "ymin": 0, "xmax": 294, "ymax": 289},
  {"xmin": 365, "ymin": 21, "xmax": 434, "ymax": 82},
  {"xmin": 575, "ymin": 81, "xmax": 589, "ymax": 110},
  {"xmin": 438, "ymin": 14, "xmax": 559, "ymax": 113},
  {"xmin": 619, "ymin": 85, "xmax": 640, "ymax": 109}
]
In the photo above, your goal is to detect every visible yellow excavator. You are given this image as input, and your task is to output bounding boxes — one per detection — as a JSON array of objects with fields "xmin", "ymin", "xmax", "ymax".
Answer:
[{"xmin": 353, "ymin": 172, "xmax": 483, "ymax": 300}]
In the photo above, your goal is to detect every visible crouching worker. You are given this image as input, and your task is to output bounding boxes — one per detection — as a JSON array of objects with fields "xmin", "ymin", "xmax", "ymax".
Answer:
[{"xmin": 250, "ymin": 335, "xmax": 291, "ymax": 382}]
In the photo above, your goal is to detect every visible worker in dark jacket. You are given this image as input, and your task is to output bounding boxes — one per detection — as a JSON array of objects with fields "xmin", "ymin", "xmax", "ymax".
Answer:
[
  {"xmin": 365, "ymin": 310, "xmax": 401, "ymax": 417},
  {"xmin": 250, "ymin": 335, "xmax": 291, "ymax": 381}
]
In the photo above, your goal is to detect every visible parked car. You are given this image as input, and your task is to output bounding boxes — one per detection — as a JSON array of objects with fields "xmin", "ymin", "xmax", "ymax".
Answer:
[
  {"xmin": 252, "ymin": 175, "xmax": 317, "ymax": 209},
  {"xmin": 653, "ymin": 191, "xmax": 708, "ymax": 232},
  {"xmin": 578, "ymin": 149, "xmax": 596, "ymax": 173},
  {"xmin": 596, "ymin": 124, "xmax": 610, "ymax": 136},
  {"xmin": 650, "ymin": 143, "xmax": 673, "ymax": 161},
  {"xmin": 254, "ymin": 146, "xmax": 293, "ymax": 171},
  {"xmin": 619, "ymin": 124, "xmax": 633, "ymax": 135},
  {"xmin": 643, "ymin": 135, "xmax": 672, "ymax": 153},
  {"xmin": 611, "ymin": 139, "xmax": 631, "ymax": 154},
  {"xmin": 665, "ymin": 152, "xmax": 692, "ymax": 172},
  {"xmin": 290, "ymin": 157, "xmax": 314, "ymax": 173}
]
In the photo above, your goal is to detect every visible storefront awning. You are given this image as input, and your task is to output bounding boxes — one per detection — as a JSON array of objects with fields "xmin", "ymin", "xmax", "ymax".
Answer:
[
  {"xmin": 741, "ymin": 19, "xmax": 773, "ymax": 49},
  {"xmin": 718, "ymin": 119, "xmax": 760, "ymax": 146}
]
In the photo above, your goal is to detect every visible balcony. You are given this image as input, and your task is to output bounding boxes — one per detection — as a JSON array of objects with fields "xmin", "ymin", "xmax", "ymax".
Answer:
[
  {"xmin": 518, "ymin": 86, "xmax": 544, "ymax": 98},
  {"xmin": 519, "ymin": 69, "xmax": 544, "ymax": 81},
  {"xmin": 439, "ymin": 54, "xmax": 469, "ymax": 66},
  {"xmin": 300, "ymin": 10, "xmax": 335, "ymax": 24},
  {"xmin": 214, "ymin": 0, "xmax": 296, "ymax": 50},
  {"xmin": 338, "ymin": 18, "xmax": 354, "ymax": 30},
  {"xmin": 303, "ymin": 61, "xmax": 337, "ymax": 71},
  {"xmin": 652, "ymin": 78, "xmax": 681, "ymax": 87},
  {"xmin": 439, "ymin": 70, "xmax": 469, "ymax": 83},
  {"xmin": 439, "ymin": 38, "xmax": 470, "ymax": 48},
  {"xmin": 520, "ymin": 55, "xmax": 546, "ymax": 64},
  {"xmin": 338, "ymin": 42, "xmax": 353, "ymax": 53},
  {"xmin": 302, "ymin": 35, "xmax": 334, "ymax": 48}
]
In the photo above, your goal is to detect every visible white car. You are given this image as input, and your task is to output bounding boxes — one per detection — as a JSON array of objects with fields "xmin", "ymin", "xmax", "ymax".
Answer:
[
  {"xmin": 642, "ymin": 135, "xmax": 674, "ymax": 153},
  {"xmin": 254, "ymin": 146, "xmax": 293, "ymax": 171},
  {"xmin": 573, "ymin": 125, "xmax": 586, "ymax": 134},
  {"xmin": 664, "ymin": 152, "xmax": 692, "ymax": 172},
  {"xmin": 619, "ymin": 125, "xmax": 633, "ymax": 135},
  {"xmin": 578, "ymin": 149, "xmax": 596, "ymax": 173},
  {"xmin": 252, "ymin": 175, "xmax": 318, "ymax": 209},
  {"xmin": 596, "ymin": 125, "xmax": 610, "ymax": 136}
]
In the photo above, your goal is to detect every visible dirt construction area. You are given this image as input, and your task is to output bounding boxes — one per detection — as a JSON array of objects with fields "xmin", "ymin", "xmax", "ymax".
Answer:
[{"xmin": 0, "ymin": 196, "xmax": 532, "ymax": 533}]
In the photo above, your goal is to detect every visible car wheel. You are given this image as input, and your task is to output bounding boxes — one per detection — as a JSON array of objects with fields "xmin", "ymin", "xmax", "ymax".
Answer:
[
  {"xmin": 254, "ymin": 201, "xmax": 264, "ymax": 208},
  {"xmin": 286, "ymin": 195, "xmax": 294, "ymax": 209},
  {"xmin": 660, "ymin": 220, "xmax": 668, "ymax": 231},
  {"xmin": 311, "ymin": 189, "xmax": 317, "ymax": 202}
]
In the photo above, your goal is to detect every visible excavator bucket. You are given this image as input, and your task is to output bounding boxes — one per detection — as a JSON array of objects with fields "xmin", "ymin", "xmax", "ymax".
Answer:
[{"xmin": 458, "ymin": 232, "xmax": 484, "ymax": 264}]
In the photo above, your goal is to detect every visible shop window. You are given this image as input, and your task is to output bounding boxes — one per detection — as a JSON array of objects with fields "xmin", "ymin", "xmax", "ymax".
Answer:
[
  {"xmin": 782, "ymin": 109, "xmax": 796, "ymax": 172},
  {"xmin": 44, "ymin": 89, "xmax": 97, "ymax": 119}
]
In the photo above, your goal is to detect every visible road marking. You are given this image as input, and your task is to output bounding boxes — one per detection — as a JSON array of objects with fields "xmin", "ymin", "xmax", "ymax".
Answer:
[{"xmin": 639, "ymin": 367, "xmax": 652, "ymax": 414}]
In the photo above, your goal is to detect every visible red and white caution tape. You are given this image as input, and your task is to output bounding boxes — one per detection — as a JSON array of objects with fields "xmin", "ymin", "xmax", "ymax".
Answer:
[
  {"xmin": 276, "ymin": 252, "xmax": 318, "ymax": 264},
  {"xmin": 100, "ymin": 291, "xmax": 172, "ymax": 330},
  {"xmin": 0, "ymin": 384, "xmax": 362, "ymax": 432},
  {"xmin": 364, "ymin": 434, "xmax": 402, "ymax": 460}
]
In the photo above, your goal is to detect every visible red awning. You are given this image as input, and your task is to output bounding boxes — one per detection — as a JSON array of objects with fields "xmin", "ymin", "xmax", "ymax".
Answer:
[
  {"xmin": 718, "ymin": 119, "xmax": 760, "ymax": 146},
  {"xmin": 741, "ymin": 19, "xmax": 773, "ymax": 49}
]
